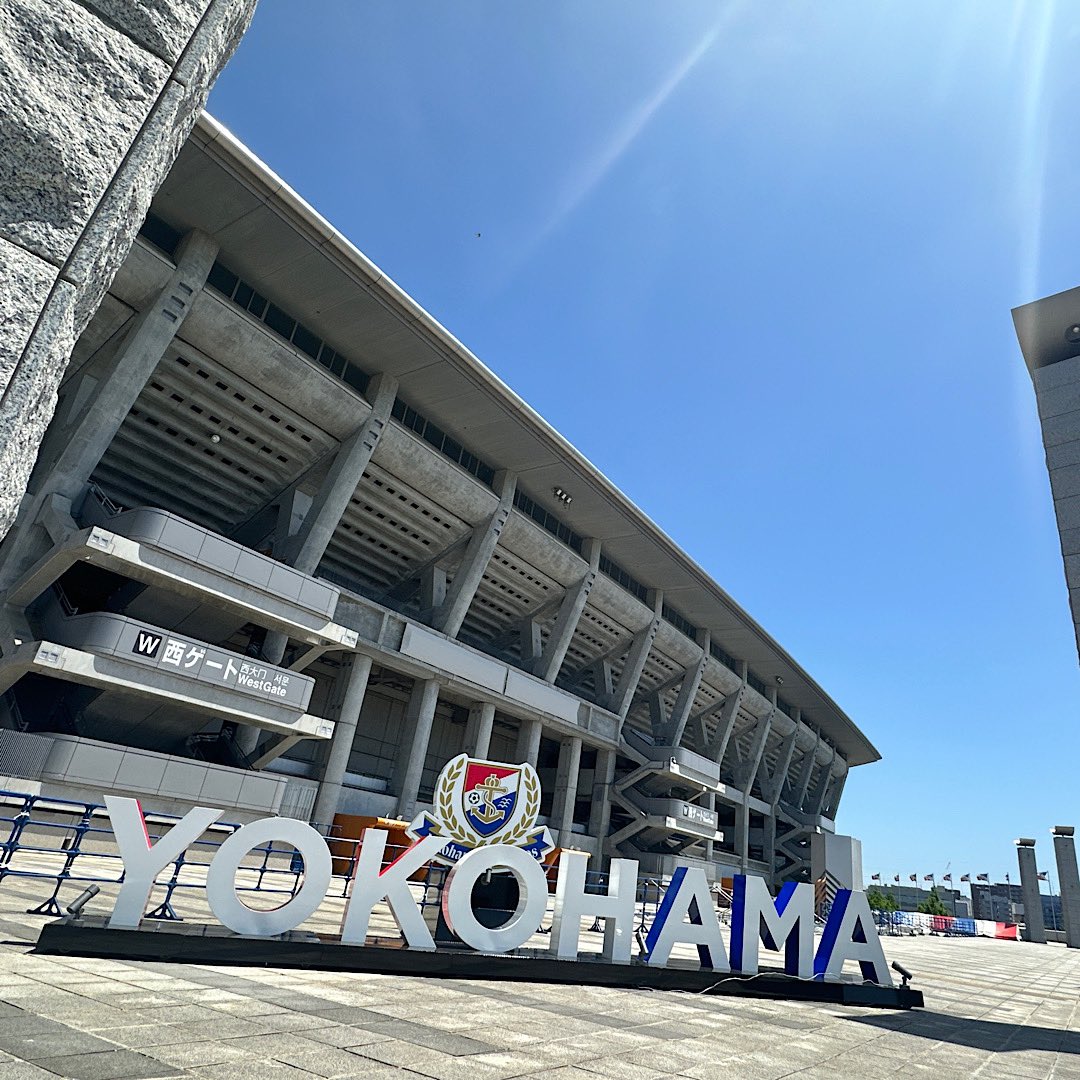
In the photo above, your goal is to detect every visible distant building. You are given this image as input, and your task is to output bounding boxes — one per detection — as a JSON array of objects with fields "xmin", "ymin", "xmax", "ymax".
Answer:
[
  {"xmin": 868, "ymin": 883, "xmax": 963, "ymax": 915},
  {"xmin": 969, "ymin": 883, "xmax": 1062, "ymax": 928}
]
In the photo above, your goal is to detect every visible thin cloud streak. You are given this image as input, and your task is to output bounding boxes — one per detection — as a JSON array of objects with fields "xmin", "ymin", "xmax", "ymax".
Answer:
[{"xmin": 489, "ymin": 5, "xmax": 743, "ymax": 294}]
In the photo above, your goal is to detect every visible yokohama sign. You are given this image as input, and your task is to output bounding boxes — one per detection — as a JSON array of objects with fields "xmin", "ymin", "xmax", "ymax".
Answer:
[{"xmin": 102, "ymin": 757, "xmax": 894, "ymax": 986}]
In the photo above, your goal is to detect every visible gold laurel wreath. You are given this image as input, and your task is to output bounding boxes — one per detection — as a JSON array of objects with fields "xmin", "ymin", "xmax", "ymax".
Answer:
[{"xmin": 434, "ymin": 757, "xmax": 541, "ymax": 848}]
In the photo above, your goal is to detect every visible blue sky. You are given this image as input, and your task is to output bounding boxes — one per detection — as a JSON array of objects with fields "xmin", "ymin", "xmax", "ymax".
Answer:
[{"xmin": 207, "ymin": 1, "xmax": 1080, "ymax": 889}]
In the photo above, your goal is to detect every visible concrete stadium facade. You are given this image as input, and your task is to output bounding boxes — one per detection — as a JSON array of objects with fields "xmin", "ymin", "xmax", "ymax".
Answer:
[{"xmin": 0, "ymin": 114, "xmax": 879, "ymax": 886}]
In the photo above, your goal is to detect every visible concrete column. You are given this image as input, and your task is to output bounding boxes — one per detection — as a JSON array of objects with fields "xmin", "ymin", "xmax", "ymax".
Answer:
[
  {"xmin": 705, "ymin": 791, "xmax": 717, "ymax": 862},
  {"xmin": 1052, "ymin": 826, "xmax": 1080, "ymax": 948},
  {"xmin": 1015, "ymin": 838, "xmax": 1047, "ymax": 944},
  {"xmin": 0, "ymin": 0, "xmax": 256, "ymax": 544},
  {"xmin": 588, "ymin": 748, "xmax": 616, "ymax": 841},
  {"xmin": 551, "ymin": 736, "xmax": 582, "ymax": 846},
  {"xmin": 764, "ymin": 813, "xmax": 778, "ymax": 888},
  {"xmin": 433, "ymin": 470, "xmax": 516, "ymax": 638},
  {"xmin": 421, "ymin": 565, "xmax": 447, "ymax": 614},
  {"xmin": 535, "ymin": 538, "xmax": 600, "ymax": 682},
  {"xmin": 520, "ymin": 620, "xmax": 542, "ymax": 667},
  {"xmin": 515, "ymin": 716, "xmax": 542, "ymax": 767},
  {"xmin": 394, "ymin": 678, "xmax": 440, "ymax": 821},
  {"xmin": 737, "ymin": 802, "xmax": 750, "ymax": 875},
  {"xmin": 463, "ymin": 701, "xmax": 495, "ymax": 759},
  {"xmin": 310, "ymin": 654, "xmax": 373, "ymax": 830}
]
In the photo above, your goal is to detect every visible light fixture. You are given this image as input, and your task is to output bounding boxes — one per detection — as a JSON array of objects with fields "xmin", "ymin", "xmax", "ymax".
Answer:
[
  {"xmin": 775, "ymin": 675, "xmax": 784, "ymax": 686},
  {"xmin": 1066, "ymin": 324, "xmax": 1080, "ymax": 344},
  {"xmin": 210, "ymin": 433, "xmax": 221, "ymax": 444},
  {"xmin": 552, "ymin": 486, "xmax": 572, "ymax": 506},
  {"xmin": 66, "ymin": 883, "xmax": 100, "ymax": 919}
]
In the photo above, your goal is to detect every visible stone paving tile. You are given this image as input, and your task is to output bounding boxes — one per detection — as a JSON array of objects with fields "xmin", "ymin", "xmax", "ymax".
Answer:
[
  {"xmin": 0, "ymin": 1065, "xmax": 65, "ymax": 1080},
  {"xmin": 28, "ymin": 1049, "xmax": 181, "ymax": 1079}
]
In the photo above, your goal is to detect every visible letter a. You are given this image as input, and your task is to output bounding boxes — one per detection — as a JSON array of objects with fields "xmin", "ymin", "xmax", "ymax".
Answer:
[
  {"xmin": 644, "ymin": 867, "xmax": 729, "ymax": 970},
  {"xmin": 814, "ymin": 889, "xmax": 893, "ymax": 985}
]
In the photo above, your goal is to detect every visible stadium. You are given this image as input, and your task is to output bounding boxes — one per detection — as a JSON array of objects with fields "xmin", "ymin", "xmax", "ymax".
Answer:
[{"xmin": 0, "ymin": 113, "xmax": 879, "ymax": 887}]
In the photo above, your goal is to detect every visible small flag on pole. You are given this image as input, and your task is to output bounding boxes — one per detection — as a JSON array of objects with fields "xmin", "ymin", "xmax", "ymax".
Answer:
[
  {"xmin": 943, "ymin": 873, "xmax": 952, "ymax": 882},
  {"xmin": 924, "ymin": 874, "xmax": 934, "ymax": 882},
  {"xmin": 909, "ymin": 874, "xmax": 917, "ymax": 882},
  {"xmin": 871, "ymin": 873, "xmax": 881, "ymax": 881},
  {"xmin": 977, "ymin": 873, "xmax": 989, "ymax": 882},
  {"xmin": 893, "ymin": 875, "xmax": 900, "ymax": 883},
  {"xmin": 1038, "ymin": 872, "xmax": 1048, "ymax": 881},
  {"xmin": 961, "ymin": 874, "xmax": 971, "ymax": 883}
]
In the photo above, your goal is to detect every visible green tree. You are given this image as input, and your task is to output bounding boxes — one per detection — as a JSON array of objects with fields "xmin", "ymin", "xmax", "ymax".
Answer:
[
  {"xmin": 917, "ymin": 886, "xmax": 949, "ymax": 916},
  {"xmin": 866, "ymin": 887, "xmax": 898, "ymax": 913}
]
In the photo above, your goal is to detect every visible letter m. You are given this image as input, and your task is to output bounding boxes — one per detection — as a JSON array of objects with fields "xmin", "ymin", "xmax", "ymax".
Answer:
[{"xmin": 729, "ymin": 875, "xmax": 815, "ymax": 979}]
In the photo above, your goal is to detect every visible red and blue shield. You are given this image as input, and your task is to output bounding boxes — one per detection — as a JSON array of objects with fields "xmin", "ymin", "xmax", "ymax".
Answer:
[{"xmin": 461, "ymin": 761, "xmax": 520, "ymax": 838}]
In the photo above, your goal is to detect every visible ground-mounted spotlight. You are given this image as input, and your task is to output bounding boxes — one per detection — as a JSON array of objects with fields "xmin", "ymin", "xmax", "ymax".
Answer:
[
  {"xmin": 891, "ymin": 960, "xmax": 913, "ymax": 987},
  {"xmin": 66, "ymin": 884, "xmax": 100, "ymax": 920}
]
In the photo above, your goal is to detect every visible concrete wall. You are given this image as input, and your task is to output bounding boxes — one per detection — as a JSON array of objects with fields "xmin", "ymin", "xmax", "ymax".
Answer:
[{"xmin": 0, "ymin": 0, "xmax": 257, "ymax": 541}]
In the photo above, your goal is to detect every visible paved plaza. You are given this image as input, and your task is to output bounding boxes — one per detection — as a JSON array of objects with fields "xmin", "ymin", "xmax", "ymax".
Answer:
[{"xmin": 0, "ymin": 878, "xmax": 1079, "ymax": 1080}]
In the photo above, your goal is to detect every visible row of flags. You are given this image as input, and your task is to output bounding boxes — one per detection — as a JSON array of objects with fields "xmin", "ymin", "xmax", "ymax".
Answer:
[{"xmin": 870, "ymin": 872, "xmax": 1049, "ymax": 885}]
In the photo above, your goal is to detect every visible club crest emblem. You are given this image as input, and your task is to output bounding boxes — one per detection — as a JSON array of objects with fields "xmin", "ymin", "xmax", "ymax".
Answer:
[{"xmin": 406, "ymin": 753, "xmax": 554, "ymax": 865}]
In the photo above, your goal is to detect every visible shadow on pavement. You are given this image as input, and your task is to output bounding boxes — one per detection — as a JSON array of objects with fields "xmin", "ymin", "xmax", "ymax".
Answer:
[{"xmin": 848, "ymin": 1010, "xmax": 1077, "ymax": 1055}]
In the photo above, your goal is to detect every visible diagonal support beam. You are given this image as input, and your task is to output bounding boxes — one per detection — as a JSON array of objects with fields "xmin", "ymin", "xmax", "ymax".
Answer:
[
  {"xmin": 534, "ymin": 538, "xmax": 600, "ymax": 682},
  {"xmin": 432, "ymin": 471, "xmax": 516, "ymax": 638},
  {"xmin": 791, "ymin": 729, "xmax": 820, "ymax": 811},
  {"xmin": 706, "ymin": 682, "xmax": 745, "ymax": 761},
  {"xmin": 36, "ymin": 230, "xmax": 220, "ymax": 505},
  {"xmin": 765, "ymin": 727, "xmax": 798, "ymax": 806},
  {"xmin": 735, "ymin": 708, "xmax": 774, "ymax": 794},
  {"xmin": 606, "ymin": 593, "xmax": 662, "ymax": 721},
  {"xmin": 662, "ymin": 632, "xmax": 709, "ymax": 747},
  {"xmin": 281, "ymin": 373, "xmax": 398, "ymax": 575}
]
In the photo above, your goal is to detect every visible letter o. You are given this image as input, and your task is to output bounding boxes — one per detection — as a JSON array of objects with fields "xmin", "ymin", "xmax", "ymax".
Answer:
[
  {"xmin": 206, "ymin": 818, "xmax": 331, "ymax": 936},
  {"xmin": 441, "ymin": 844, "xmax": 548, "ymax": 953}
]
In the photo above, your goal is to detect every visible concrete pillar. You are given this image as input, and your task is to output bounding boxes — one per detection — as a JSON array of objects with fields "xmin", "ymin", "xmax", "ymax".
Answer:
[
  {"xmin": 1052, "ymin": 826, "xmax": 1080, "ymax": 948},
  {"xmin": 310, "ymin": 654, "xmax": 373, "ymax": 830},
  {"xmin": 515, "ymin": 716, "xmax": 542, "ymax": 767},
  {"xmin": 764, "ymin": 813, "xmax": 778, "ymax": 888},
  {"xmin": 463, "ymin": 701, "xmax": 495, "ymax": 759},
  {"xmin": 737, "ymin": 802, "xmax": 750, "ymax": 875},
  {"xmin": 0, "ymin": 0, "xmax": 257, "ymax": 544},
  {"xmin": 551, "ymin": 736, "xmax": 582, "ymax": 846},
  {"xmin": 520, "ymin": 620, "xmax": 542, "ymax": 667},
  {"xmin": 394, "ymin": 678, "xmax": 440, "ymax": 821},
  {"xmin": 535, "ymin": 538, "xmax": 600, "ymax": 682},
  {"xmin": 1015, "ymin": 838, "xmax": 1046, "ymax": 944},
  {"xmin": 421, "ymin": 565, "xmax": 447, "ymax": 614},
  {"xmin": 588, "ymin": 748, "xmax": 616, "ymax": 842},
  {"xmin": 433, "ymin": 470, "xmax": 516, "ymax": 638},
  {"xmin": 705, "ymin": 791, "xmax": 717, "ymax": 862}
]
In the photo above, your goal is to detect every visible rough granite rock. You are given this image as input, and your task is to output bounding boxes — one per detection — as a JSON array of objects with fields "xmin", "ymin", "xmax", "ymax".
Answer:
[{"xmin": 0, "ymin": 0, "xmax": 257, "ymax": 544}]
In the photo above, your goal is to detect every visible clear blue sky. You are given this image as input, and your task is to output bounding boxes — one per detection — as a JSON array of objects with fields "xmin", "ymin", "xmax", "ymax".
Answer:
[{"xmin": 207, "ymin": 1, "xmax": 1080, "ymax": 889}]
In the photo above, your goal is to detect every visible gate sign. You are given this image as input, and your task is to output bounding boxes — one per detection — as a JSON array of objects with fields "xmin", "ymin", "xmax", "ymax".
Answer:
[
  {"xmin": 100, "ymin": 755, "xmax": 894, "ymax": 986},
  {"xmin": 406, "ymin": 754, "xmax": 554, "ymax": 865}
]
